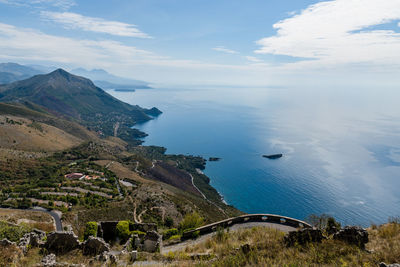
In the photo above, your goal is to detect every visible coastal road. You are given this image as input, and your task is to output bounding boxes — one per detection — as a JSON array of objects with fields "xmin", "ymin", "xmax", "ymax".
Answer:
[
  {"xmin": 162, "ymin": 222, "xmax": 296, "ymax": 253},
  {"xmin": 0, "ymin": 207, "xmax": 63, "ymax": 231},
  {"xmin": 31, "ymin": 206, "xmax": 63, "ymax": 231}
]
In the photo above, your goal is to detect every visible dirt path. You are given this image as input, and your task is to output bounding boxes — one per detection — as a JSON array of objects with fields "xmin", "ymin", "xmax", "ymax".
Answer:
[
  {"xmin": 113, "ymin": 122, "xmax": 120, "ymax": 137},
  {"xmin": 188, "ymin": 172, "xmax": 227, "ymax": 216},
  {"xmin": 189, "ymin": 173, "xmax": 207, "ymax": 199},
  {"xmin": 162, "ymin": 222, "xmax": 296, "ymax": 254}
]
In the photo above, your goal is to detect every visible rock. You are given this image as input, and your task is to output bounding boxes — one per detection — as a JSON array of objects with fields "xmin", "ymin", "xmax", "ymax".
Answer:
[
  {"xmin": 284, "ymin": 228, "xmax": 325, "ymax": 246},
  {"xmin": 333, "ymin": 226, "xmax": 368, "ymax": 249},
  {"xmin": 142, "ymin": 231, "xmax": 162, "ymax": 253},
  {"xmin": 109, "ymin": 254, "xmax": 118, "ymax": 264},
  {"xmin": 18, "ymin": 230, "xmax": 46, "ymax": 254},
  {"xmin": 82, "ymin": 236, "xmax": 110, "ymax": 256},
  {"xmin": 240, "ymin": 244, "xmax": 251, "ymax": 254},
  {"xmin": 129, "ymin": 251, "xmax": 137, "ymax": 262},
  {"xmin": 123, "ymin": 236, "xmax": 133, "ymax": 252},
  {"xmin": 33, "ymin": 229, "xmax": 46, "ymax": 239},
  {"xmin": 95, "ymin": 251, "xmax": 110, "ymax": 262},
  {"xmin": 379, "ymin": 263, "xmax": 400, "ymax": 267},
  {"xmin": 0, "ymin": 238, "xmax": 16, "ymax": 247},
  {"xmin": 45, "ymin": 231, "xmax": 80, "ymax": 254},
  {"xmin": 41, "ymin": 253, "xmax": 56, "ymax": 267},
  {"xmin": 130, "ymin": 223, "xmax": 157, "ymax": 232}
]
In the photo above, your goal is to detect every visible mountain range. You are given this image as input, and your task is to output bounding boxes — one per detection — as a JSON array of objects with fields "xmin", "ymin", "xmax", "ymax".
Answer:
[
  {"xmin": 0, "ymin": 68, "xmax": 161, "ymax": 144},
  {"xmin": 0, "ymin": 63, "xmax": 151, "ymax": 90},
  {"xmin": 0, "ymin": 63, "xmax": 43, "ymax": 84}
]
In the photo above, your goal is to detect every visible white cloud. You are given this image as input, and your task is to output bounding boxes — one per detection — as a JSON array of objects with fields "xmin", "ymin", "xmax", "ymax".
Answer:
[
  {"xmin": 0, "ymin": 23, "xmax": 156, "ymax": 66},
  {"xmin": 212, "ymin": 46, "xmax": 238, "ymax": 54},
  {"xmin": 0, "ymin": 23, "xmax": 277, "ymax": 86},
  {"xmin": 245, "ymin": 56, "xmax": 263, "ymax": 63},
  {"xmin": 41, "ymin": 11, "xmax": 151, "ymax": 38},
  {"xmin": 0, "ymin": 0, "xmax": 75, "ymax": 10},
  {"xmin": 255, "ymin": 0, "xmax": 400, "ymax": 68}
]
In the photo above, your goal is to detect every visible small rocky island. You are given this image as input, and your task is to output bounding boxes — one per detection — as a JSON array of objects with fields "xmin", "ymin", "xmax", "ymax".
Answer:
[
  {"xmin": 263, "ymin": 154, "xmax": 283, "ymax": 159},
  {"xmin": 209, "ymin": 157, "xmax": 221, "ymax": 162}
]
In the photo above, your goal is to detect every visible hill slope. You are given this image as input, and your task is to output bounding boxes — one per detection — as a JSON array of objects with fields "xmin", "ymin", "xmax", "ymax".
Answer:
[
  {"xmin": 0, "ymin": 69, "xmax": 157, "ymax": 120},
  {"xmin": 0, "ymin": 63, "xmax": 42, "ymax": 84},
  {"xmin": 0, "ymin": 69, "xmax": 161, "ymax": 144},
  {"xmin": 0, "ymin": 102, "xmax": 96, "ymax": 152}
]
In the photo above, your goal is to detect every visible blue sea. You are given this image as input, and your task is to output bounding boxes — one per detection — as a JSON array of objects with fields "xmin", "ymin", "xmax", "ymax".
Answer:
[{"xmin": 110, "ymin": 86, "xmax": 400, "ymax": 226}]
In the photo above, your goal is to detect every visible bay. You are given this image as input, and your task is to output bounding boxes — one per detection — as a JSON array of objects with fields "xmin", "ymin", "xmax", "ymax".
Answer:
[{"xmin": 110, "ymin": 86, "xmax": 400, "ymax": 226}]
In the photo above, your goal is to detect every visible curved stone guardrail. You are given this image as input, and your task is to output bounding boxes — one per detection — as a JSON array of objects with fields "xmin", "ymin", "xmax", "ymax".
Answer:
[{"xmin": 182, "ymin": 214, "xmax": 311, "ymax": 240}]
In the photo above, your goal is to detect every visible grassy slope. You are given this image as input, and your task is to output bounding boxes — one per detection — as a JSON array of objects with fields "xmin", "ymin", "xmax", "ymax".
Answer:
[
  {"xmin": 0, "ymin": 102, "xmax": 95, "ymax": 142},
  {"xmin": 2, "ymin": 222, "xmax": 399, "ymax": 266}
]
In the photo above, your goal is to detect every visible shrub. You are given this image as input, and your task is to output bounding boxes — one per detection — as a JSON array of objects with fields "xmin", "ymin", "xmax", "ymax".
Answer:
[
  {"xmin": 131, "ymin": 230, "xmax": 146, "ymax": 238},
  {"xmin": 179, "ymin": 212, "xmax": 204, "ymax": 231},
  {"xmin": 326, "ymin": 217, "xmax": 341, "ymax": 234},
  {"xmin": 307, "ymin": 214, "xmax": 340, "ymax": 234},
  {"xmin": 0, "ymin": 221, "xmax": 31, "ymax": 242},
  {"xmin": 83, "ymin": 221, "xmax": 98, "ymax": 240},
  {"xmin": 169, "ymin": 234, "xmax": 181, "ymax": 240},
  {"xmin": 183, "ymin": 228, "xmax": 200, "ymax": 239},
  {"xmin": 163, "ymin": 228, "xmax": 179, "ymax": 240},
  {"xmin": 116, "ymin": 220, "xmax": 131, "ymax": 240}
]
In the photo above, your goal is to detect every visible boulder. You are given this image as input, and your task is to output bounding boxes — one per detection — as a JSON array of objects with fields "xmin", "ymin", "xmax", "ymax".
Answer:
[
  {"xmin": 82, "ymin": 236, "xmax": 110, "ymax": 256},
  {"xmin": 0, "ymin": 238, "xmax": 16, "ymax": 247},
  {"xmin": 45, "ymin": 231, "xmax": 80, "ymax": 254},
  {"xmin": 379, "ymin": 263, "xmax": 400, "ymax": 267},
  {"xmin": 95, "ymin": 251, "xmax": 110, "ymax": 262},
  {"xmin": 18, "ymin": 230, "xmax": 46, "ymax": 254},
  {"xmin": 41, "ymin": 254, "xmax": 56, "ymax": 267},
  {"xmin": 142, "ymin": 231, "xmax": 162, "ymax": 253},
  {"xmin": 333, "ymin": 226, "xmax": 368, "ymax": 249},
  {"xmin": 284, "ymin": 228, "xmax": 325, "ymax": 246}
]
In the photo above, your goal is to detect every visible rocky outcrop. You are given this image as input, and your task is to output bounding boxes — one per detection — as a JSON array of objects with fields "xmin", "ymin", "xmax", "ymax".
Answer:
[
  {"xmin": 143, "ymin": 231, "xmax": 162, "ymax": 253},
  {"xmin": 45, "ymin": 231, "xmax": 80, "ymax": 254},
  {"xmin": 18, "ymin": 229, "xmax": 46, "ymax": 254},
  {"xmin": 82, "ymin": 236, "xmax": 110, "ymax": 256},
  {"xmin": 284, "ymin": 228, "xmax": 325, "ymax": 246},
  {"xmin": 130, "ymin": 223, "xmax": 157, "ymax": 232},
  {"xmin": 0, "ymin": 238, "xmax": 16, "ymax": 247},
  {"xmin": 333, "ymin": 226, "xmax": 368, "ymax": 249},
  {"xmin": 379, "ymin": 263, "xmax": 400, "ymax": 267},
  {"xmin": 129, "ymin": 231, "xmax": 162, "ymax": 253},
  {"xmin": 41, "ymin": 254, "xmax": 57, "ymax": 267}
]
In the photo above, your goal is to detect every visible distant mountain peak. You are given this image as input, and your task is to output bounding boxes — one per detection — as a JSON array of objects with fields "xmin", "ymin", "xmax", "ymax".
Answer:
[{"xmin": 50, "ymin": 68, "xmax": 74, "ymax": 80}]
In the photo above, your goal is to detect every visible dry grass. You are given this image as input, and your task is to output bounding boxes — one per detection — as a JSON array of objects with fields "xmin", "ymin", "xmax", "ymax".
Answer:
[
  {"xmin": 162, "ymin": 223, "xmax": 400, "ymax": 267},
  {"xmin": 0, "ymin": 208, "xmax": 55, "ymax": 232},
  {"xmin": 0, "ymin": 115, "xmax": 82, "ymax": 152},
  {"xmin": 2, "ymin": 222, "xmax": 399, "ymax": 267}
]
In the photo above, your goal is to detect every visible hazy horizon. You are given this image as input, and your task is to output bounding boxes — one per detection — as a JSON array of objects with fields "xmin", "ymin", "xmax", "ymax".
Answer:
[{"xmin": 1, "ymin": 0, "xmax": 400, "ymax": 87}]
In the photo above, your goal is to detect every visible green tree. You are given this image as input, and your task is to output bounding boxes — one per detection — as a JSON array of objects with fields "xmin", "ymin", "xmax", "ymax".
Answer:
[
  {"xmin": 83, "ymin": 221, "xmax": 98, "ymax": 240},
  {"xmin": 116, "ymin": 220, "xmax": 131, "ymax": 241},
  {"xmin": 178, "ymin": 212, "xmax": 204, "ymax": 231}
]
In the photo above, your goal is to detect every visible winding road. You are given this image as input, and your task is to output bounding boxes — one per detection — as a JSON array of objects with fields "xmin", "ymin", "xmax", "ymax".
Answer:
[
  {"xmin": 31, "ymin": 206, "xmax": 63, "ymax": 231},
  {"xmin": 0, "ymin": 207, "xmax": 63, "ymax": 231},
  {"xmin": 163, "ymin": 214, "xmax": 311, "ymax": 253}
]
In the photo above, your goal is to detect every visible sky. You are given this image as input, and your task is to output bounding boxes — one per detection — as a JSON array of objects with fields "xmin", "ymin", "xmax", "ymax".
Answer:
[{"xmin": 0, "ymin": 0, "xmax": 400, "ymax": 87}]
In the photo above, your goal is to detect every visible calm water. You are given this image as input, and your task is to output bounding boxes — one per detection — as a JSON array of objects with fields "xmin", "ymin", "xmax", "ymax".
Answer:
[{"xmin": 110, "ymin": 86, "xmax": 400, "ymax": 226}]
